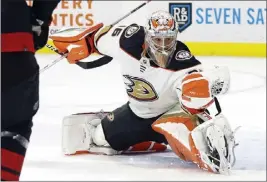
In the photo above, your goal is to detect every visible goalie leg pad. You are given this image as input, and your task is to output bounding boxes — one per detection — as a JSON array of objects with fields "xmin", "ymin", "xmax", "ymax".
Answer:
[
  {"xmin": 62, "ymin": 102, "xmax": 170, "ymax": 156},
  {"xmin": 152, "ymin": 115, "xmax": 199, "ymax": 161},
  {"xmin": 152, "ymin": 105, "xmax": 216, "ymax": 172},
  {"xmin": 62, "ymin": 113, "xmax": 102, "ymax": 155},
  {"xmin": 61, "ymin": 112, "xmax": 123, "ymax": 156},
  {"xmin": 62, "ymin": 115, "xmax": 167, "ymax": 156}
]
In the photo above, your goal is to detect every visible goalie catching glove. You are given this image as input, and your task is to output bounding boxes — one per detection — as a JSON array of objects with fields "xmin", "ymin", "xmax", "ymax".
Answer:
[{"xmin": 49, "ymin": 23, "xmax": 104, "ymax": 64}]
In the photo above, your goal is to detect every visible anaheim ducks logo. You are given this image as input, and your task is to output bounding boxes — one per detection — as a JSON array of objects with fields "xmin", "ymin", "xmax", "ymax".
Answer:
[
  {"xmin": 123, "ymin": 75, "xmax": 158, "ymax": 101},
  {"xmin": 106, "ymin": 112, "xmax": 114, "ymax": 122}
]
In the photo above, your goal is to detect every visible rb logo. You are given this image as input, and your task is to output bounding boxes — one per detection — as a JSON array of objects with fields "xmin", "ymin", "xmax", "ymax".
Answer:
[{"xmin": 169, "ymin": 3, "xmax": 192, "ymax": 33}]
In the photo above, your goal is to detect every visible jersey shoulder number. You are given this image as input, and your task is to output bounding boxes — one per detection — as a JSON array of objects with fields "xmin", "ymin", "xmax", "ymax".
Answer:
[{"xmin": 111, "ymin": 26, "xmax": 125, "ymax": 37}]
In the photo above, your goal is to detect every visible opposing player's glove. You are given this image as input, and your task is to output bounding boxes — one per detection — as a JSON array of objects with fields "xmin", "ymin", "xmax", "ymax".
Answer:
[
  {"xmin": 31, "ymin": 11, "xmax": 51, "ymax": 51},
  {"xmin": 49, "ymin": 23, "xmax": 104, "ymax": 64}
]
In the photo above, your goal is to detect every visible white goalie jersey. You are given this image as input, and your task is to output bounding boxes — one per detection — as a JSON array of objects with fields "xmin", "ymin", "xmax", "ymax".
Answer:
[{"xmin": 96, "ymin": 24, "xmax": 204, "ymax": 118}]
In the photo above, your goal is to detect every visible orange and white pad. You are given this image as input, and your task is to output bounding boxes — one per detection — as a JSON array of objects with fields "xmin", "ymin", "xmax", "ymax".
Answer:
[
  {"xmin": 49, "ymin": 23, "xmax": 103, "ymax": 64},
  {"xmin": 151, "ymin": 104, "xmax": 214, "ymax": 172}
]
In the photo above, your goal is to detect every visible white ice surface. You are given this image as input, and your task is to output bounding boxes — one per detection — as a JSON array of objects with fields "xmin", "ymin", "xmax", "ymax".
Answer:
[{"xmin": 20, "ymin": 54, "xmax": 266, "ymax": 181}]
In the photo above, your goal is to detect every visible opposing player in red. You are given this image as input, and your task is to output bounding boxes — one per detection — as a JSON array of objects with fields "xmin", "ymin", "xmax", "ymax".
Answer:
[
  {"xmin": 50, "ymin": 10, "xmax": 239, "ymax": 174},
  {"xmin": 1, "ymin": 0, "xmax": 60, "ymax": 180}
]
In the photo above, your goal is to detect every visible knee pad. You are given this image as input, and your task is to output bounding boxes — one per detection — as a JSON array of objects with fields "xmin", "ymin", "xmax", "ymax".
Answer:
[{"xmin": 92, "ymin": 124, "xmax": 109, "ymax": 146}]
